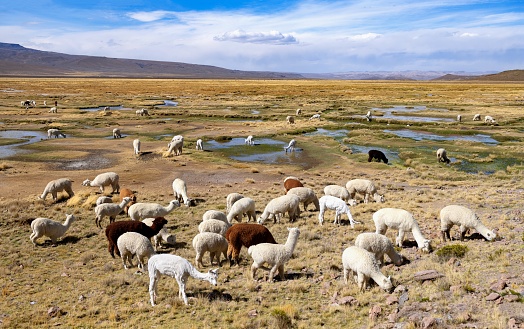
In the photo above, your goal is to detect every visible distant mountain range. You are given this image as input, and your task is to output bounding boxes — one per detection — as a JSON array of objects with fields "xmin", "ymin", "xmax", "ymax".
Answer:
[{"xmin": 0, "ymin": 42, "xmax": 522, "ymax": 80}]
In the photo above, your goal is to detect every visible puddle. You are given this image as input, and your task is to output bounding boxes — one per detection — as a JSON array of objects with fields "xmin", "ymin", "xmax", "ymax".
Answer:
[
  {"xmin": 80, "ymin": 105, "xmax": 124, "ymax": 111},
  {"xmin": 57, "ymin": 156, "xmax": 113, "ymax": 171},
  {"xmin": 384, "ymin": 129, "xmax": 499, "ymax": 145},
  {"xmin": 369, "ymin": 106, "xmax": 454, "ymax": 122},
  {"xmin": 455, "ymin": 157, "xmax": 521, "ymax": 175},
  {"xmin": 305, "ymin": 128, "xmax": 349, "ymax": 140},
  {"xmin": 155, "ymin": 100, "xmax": 179, "ymax": 108},
  {"xmin": 0, "ymin": 130, "xmax": 48, "ymax": 158},
  {"xmin": 251, "ymin": 110, "xmax": 260, "ymax": 114},
  {"xmin": 206, "ymin": 137, "xmax": 309, "ymax": 167}
]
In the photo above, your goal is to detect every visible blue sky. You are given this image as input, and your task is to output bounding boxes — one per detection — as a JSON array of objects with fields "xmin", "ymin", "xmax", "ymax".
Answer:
[{"xmin": 1, "ymin": 0, "xmax": 523, "ymax": 73}]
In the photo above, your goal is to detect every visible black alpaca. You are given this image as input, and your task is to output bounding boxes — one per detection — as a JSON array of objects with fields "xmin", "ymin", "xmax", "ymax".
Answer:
[{"xmin": 368, "ymin": 150, "xmax": 388, "ymax": 164}]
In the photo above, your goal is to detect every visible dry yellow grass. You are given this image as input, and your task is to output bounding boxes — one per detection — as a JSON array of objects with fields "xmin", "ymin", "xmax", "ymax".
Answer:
[{"xmin": 0, "ymin": 78, "xmax": 523, "ymax": 328}]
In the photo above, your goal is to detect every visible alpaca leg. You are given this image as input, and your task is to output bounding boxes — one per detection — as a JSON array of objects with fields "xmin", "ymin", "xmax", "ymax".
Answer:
[
  {"xmin": 269, "ymin": 264, "xmax": 279, "ymax": 282},
  {"xmin": 343, "ymin": 267, "xmax": 349, "ymax": 284},
  {"xmin": 149, "ymin": 271, "xmax": 159, "ymax": 306},
  {"xmin": 357, "ymin": 272, "xmax": 366, "ymax": 291},
  {"xmin": 318, "ymin": 209, "xmax": 324, "ymax": 225},
  {"xmin": 52, "ymin": 192, "xmax": 57, "ymax": 201},
  {"xmin": 459, "ymin": 225, "xmax": 467, "ymax": 241},
  {"xmin": 251, "ymin": 262, "xmax": 259, "ymax": 280},
  {"xmin": 227, "ymin": 245, "xmax": 233, "ymax": 265},
  {"xmin": 195, "ymin": 252, "xmax": 202, "ymax": 268},
  {"xmin": 177, "ymin": 277, "xmax": 188, "ymax": 305},
  {"xmin": 278, "ymin": 264, "xmax": 285, "ymax": 281},
  {"xmin": 30, "ymin": 232, "xmax": 39, "ymax": 246},
  {"xmin": 396, "ymin": 230, "xmax": 405, "ymax": 247},
  {"xmin": 137, "ymin": 255, "xmax": 144, "ymax": 270}
]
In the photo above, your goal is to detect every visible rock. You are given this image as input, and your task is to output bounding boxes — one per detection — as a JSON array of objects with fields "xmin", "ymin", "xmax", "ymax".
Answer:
[
  {"xmin": 338, "ymin": 296, "xmax": 358, "ymax": 306},
  {"xmin": 394, "ymin": 285, "xmax": 407, "ymax": 293},
  {"xmin": 413, "ymin": 270, "xmax": 444, "ymax": 282},
  {"xmin": 386, "ymin": 295, "xmax": 398, "ymax": 305},
  {"xmin": 248, "ymin": 309, "xmax": 258, "ymax": 317},
  {"xmin": 369, "ymin": 305, "xmax": 382, "ymax": 322},
  {"xmin": 47, "ymin": 306, "xmax": 61, "ymax": 317},
  {"xmin": 485, "ymin": 292, "xmax": 500, "ymax": 301},
  {"xmin": 504, "ymin": 294, "xmax": 519, "ymax": 303},
  {"xmin": 490, "ymin": 279, "xmax": 507, "ymax": 292},
  {"xmin": 422, "ymin": 316, "xmax": 437, "ymax": 328},
  {"xmin": 398, "ymin": 291, "xmax": 409, "ymax": 308},
  {"xmin": 450, "ymin": 285, "xmax": 462, "ymax": 293}
]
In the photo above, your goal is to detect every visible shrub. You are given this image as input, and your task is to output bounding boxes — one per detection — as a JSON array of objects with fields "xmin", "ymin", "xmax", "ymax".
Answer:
[{"xmin": 435, "ymin": 244, "xmax": 468, "ymax": 261}]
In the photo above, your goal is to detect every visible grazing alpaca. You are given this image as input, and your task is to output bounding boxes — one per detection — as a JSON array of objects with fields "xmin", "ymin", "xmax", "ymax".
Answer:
[
  {"xmin": 148, "ymin": 253, "xmax": 218, "ymax": 306},
  {"xmin": 368, "ymin": 150, "xmax": 388, "ymax": 164},
  {"xmin": 284, "ymin": 139, "xmax": 296, "ymax": 153}
]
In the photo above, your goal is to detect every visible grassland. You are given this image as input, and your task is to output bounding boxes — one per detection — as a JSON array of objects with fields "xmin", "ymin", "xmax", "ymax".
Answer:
[{"xmin": 0, "ymin": 78, "xmax": 523, "ymax": 329}]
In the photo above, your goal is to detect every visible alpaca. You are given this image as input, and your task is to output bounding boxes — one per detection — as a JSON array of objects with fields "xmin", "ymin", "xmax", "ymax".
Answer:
[{"xmin": 148, "ymin": 254, "xmax": 218, "ymax": 306}]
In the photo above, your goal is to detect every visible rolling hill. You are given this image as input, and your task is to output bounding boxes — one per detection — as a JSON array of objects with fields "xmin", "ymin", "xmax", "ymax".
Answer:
[{"xmin": 0, "ymin": 42, "xmax": 303, "ymax": 79}]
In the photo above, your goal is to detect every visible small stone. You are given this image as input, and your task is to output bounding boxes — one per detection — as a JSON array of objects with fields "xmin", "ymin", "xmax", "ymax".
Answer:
[
  {"xmin": 504, "ymin": 294, "xmax": 519, "ymax": 302},
  {"xmin": 47, "ymin": 306, "xmax": 60, "ymax": 317},
  {"xmin": 369, "ymin": 305, "xmax": 381, "ymax": 321},
  {"xmin": 338, "ymin": 296, "xmax": 358, "ymax": 306},
  {"xmin": 422, "ymin": 316, "xmax": 437, "ymax": 329},
  {"xmin": 485, "ymin": 292, "xmax": 500, "ymax": 301},
  {"xmin": 386, "ymin": 295, "xmax": 398, "ymax": 305},
  {"xmin": 413, "ymin": 270, "xmax": 444, "ymax": 282},
  {"xmin": 248, "ymin": 309, "xmax": 258, "ymax": 317},
  {"xmin": 450, "ymin": 285, "xmax": 462, "ymax": 293},
  {"xmin": 490, "ymin": 280, "xmax": 507, "ymax": 292}
]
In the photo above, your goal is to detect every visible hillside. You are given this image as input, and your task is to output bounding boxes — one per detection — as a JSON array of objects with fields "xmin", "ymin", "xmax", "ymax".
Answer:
[
  {"xmin": 0, "ymin": 42, "xmax": 303, "ymax": 79},
  {"xmin": 434, "ymin": 70, "xmax": 524, "ymax": 81}
]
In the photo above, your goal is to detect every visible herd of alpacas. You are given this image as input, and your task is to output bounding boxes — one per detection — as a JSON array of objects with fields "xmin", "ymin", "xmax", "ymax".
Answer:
[{"xmin": 32, "ymin": 161, "xmax": 497, "ymax": 306}]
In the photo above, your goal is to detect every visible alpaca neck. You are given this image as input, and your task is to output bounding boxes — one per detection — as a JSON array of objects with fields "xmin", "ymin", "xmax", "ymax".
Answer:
[
  {"xmin": 188, "ymin": 265, "xmax": 212, "ymax": 282},
  {"xmin": 410, "ymin": 221, "xmax": 428, "ymax": 247},
  {"xmin": 370, "ymin": 271, "xmax": 388, "ymax": 288},
  {"xmin": 119, "ymin": 199, "xmax": 129, "ymax": 208},
  {"xmin": 284, "ymin": 231, "xmax": 300, "ymax": 252},
  {"xmin": 475, "ymin": 222, "xmax": 493, "ymax": 239},
  {"xmin": 62, "ymin": 216, "xmax": 74, "ymax": 230}
]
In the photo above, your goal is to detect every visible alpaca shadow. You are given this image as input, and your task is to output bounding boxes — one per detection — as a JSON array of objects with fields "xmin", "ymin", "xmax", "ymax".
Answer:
[
  {"xmin": 60, "ymin": 235, "xmax": 82, "ymax": 244},
  {"xmin": 84, "ymin": 232, "xmax": 98, "ymax": 239},
  {"xmin": 172, "ymin": 241, "xmax": 188, "ymax": 250},
  {"xmin": 285, "ymin": 270, "xmax": 315, "ymax": 280},
  {"xmin": 465, "ymin": 233, "xmax": 489, "ymax": 241},
  {"xmin": 193, "ymin": 289, "xmax": 233, "ymax": 302},
  {"xmin": 400, "ymin": 240, "xmax": 419, "ymax": 248}
]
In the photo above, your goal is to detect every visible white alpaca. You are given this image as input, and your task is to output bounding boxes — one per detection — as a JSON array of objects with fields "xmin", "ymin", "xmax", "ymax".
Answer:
[
  {"xmin": 257, "ymin": 194, "xmax": 300, "ymax": 224},
  {"xmin": 198, "ymin": 219, "xmax": 231, "ymax": 237},
  {"xmin": 172, "ymin": 178, "xmax": 192, "ymax": 206},
  {"xmin": 296, "ymin": 108, "xmax": 302, "ymax": 116},
  {"xmin": 473, "ymin": 113, "xmax": 481, "ymax": 121},
  {"xmin": 82, "ymin": 172, "xmax": 120, "ymax": 194},
  {"xmin": 342, "ymin": 246, "xmax": 393, "ymax": 292},
  {"xmin": 94, "ymin": 197, "xmax": 133, "ymax": 228},
  {"xmin": 96, "ymin": 196, "xmax": 113, "ymax": 206},
  {"xmin": 345, "ymin": 179, "xmax": 384, "ymax": 204},
  {"xmin": 354, "ymin": 232, "xmax": 403, "ymax": 266},
  {"xmin": 245, "ymin": 135, "xmax": 254, "ymax": 146},
  {"xmin": 286, "ymin": 186, "xmax": 320, "ymax": 211},
  {"xmin": 48, "ymin": 107, "xmax": 57, "ymax": 113},
  {"xmin": 196, "ymin": 139, "xmax": 203, "ymax": 150},
  {"xmin": 202, "ymin": 210, "xmax": 228, "ymax": 223},
  {"xmin": 40, "ymin": 178, "xmax": 74, "ymax": 201},
  {"xmin": 248, "ymin": 227, "xmax": 300, "ymax": 282},
  {"xmin": 112, "ymin": 128, "xmax": 122, "ymax": 139},
  {"xmin": 127, "ymin": 200, "xmax": 180, "ymax": 221},
  {"xmin": 440, "ymin": 205, "xmax": 496, "ymax": 242},
  {"xmin": 284, "ymin": 139, "xmax": 296, "ymax": 153},
  {"xmin": 318, "ymin": 195, "xmax": 360, "ymax": 227},
  {"xmin": 226, "ymin": 192, "xmax": 244, "ymax": 214},
  {"xmin": 309, "ymin": 113, "xmax": 321, "ymax": 120},
  {"xmin": 457, "ymin": 114, "xmax": 462, "ymax": 122},
  {"xmin": 373, "ymin": 208, "xmax": 431, "ymax": 252},
  {"xmin": 484, "ymin": 115, "xmax": 496, "ymax": 124},
  {"xmin": 117, "ymin": 232, "xmax": 156, "ymax": 270},
  {"xmin": 227, "ymin": 197, "xmax": 256, "ymax": 223},
  {"xmin": 365, "ymin": 111, "xmax": 372, "ymax": 122},
  {"xmin": 47, "ymin": 129, "xmax": 66, "ymax": 139},
  {"xmin": 192, "ymin": 232, "xmax": 229, "ymax": 268},
  {"xmin": 30, "ymin": 214, "xmax": 76, "ymax": 246},
  {"xmin": 148, "ymin": 254, "xmax": 218, "ymax": 306},
  {"xmin": 133, "ymin": 139, "xmax": 141, "ymax": 155},
  {"xmin": 166, "ymin": 135, "xmax": 184, "ymax": 156}
]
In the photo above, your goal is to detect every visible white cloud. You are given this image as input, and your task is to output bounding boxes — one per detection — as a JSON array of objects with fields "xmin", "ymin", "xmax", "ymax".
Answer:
[
  {"xmin": 126, "ymin": 11, "xmax": 174, "ymax": 22},
  {"xmin": 214, "ymin": 30, "xmax": 297, "ymax": 45},
  {"xmin": 347, "ymin": 33, "xmax": 382, "ymax": 41}
]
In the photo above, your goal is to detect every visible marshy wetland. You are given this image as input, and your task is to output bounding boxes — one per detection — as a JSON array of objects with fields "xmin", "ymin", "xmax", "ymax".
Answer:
[{"xmin": 0, "ymin": 78, "xmax": 523, "ymax": 328}]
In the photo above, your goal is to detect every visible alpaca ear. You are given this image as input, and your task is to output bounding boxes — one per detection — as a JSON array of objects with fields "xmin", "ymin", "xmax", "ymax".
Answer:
[{"xmin": 210, "ymin": 269, "xmax": 219, "ymax": 275}]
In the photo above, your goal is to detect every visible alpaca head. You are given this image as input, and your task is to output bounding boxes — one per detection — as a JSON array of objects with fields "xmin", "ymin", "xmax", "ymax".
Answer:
[{"xmin": 82, "ymin": 179, "xmax": 91, "ymax": 186}]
